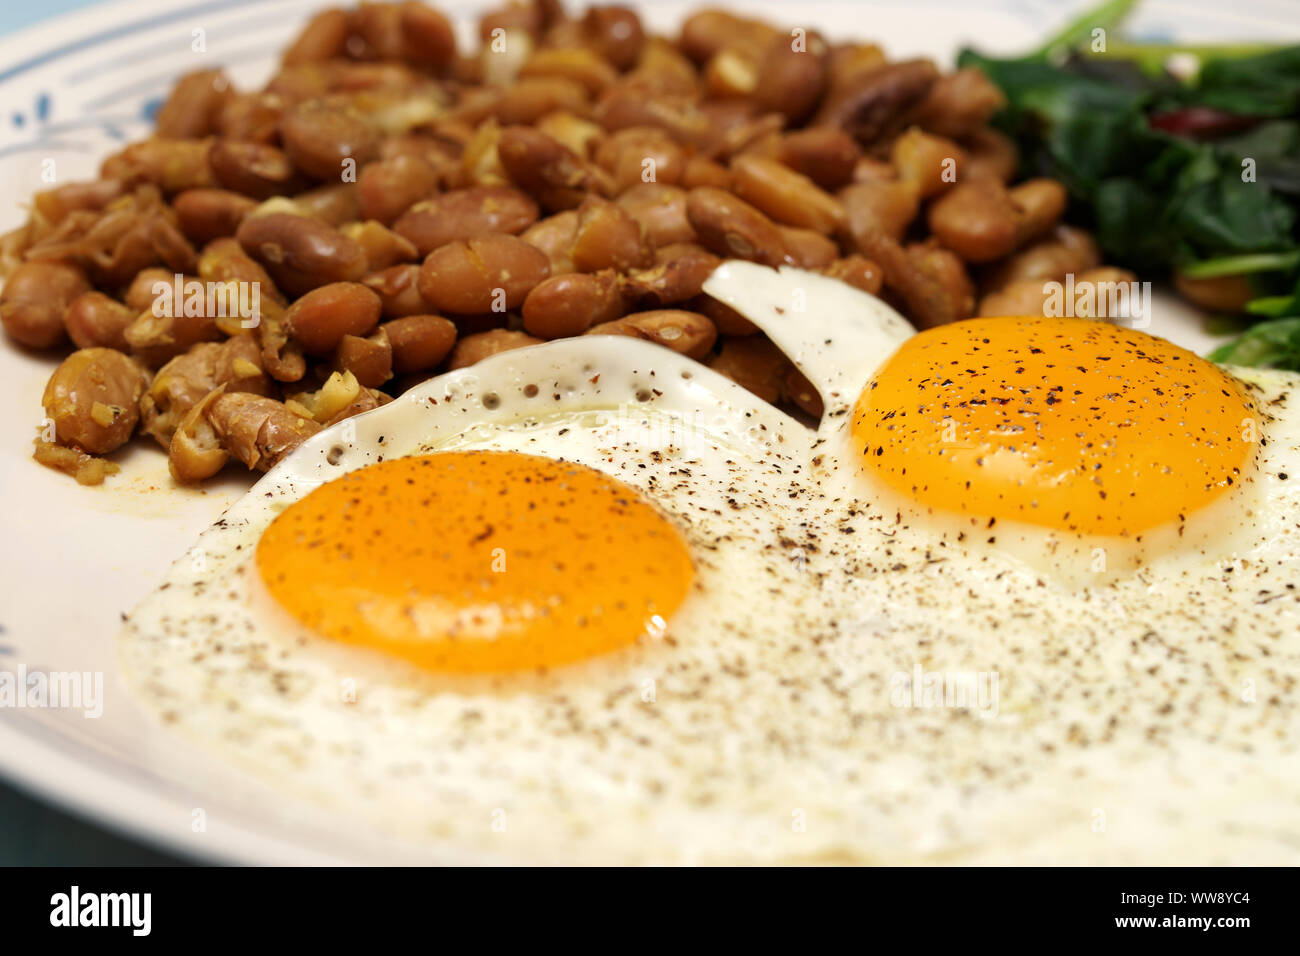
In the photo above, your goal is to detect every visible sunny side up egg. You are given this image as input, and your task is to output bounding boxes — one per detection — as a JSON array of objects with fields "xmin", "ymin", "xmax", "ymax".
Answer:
[{"xmin": 120, "ymin": 263, "xmax": 1300, "ymax": 864}]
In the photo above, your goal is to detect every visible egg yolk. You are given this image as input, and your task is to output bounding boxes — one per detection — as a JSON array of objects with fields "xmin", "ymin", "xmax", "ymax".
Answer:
[
  {"xmin": 256, "ymin": 451, "xmax": 694, "ymax": 673},
  {"xmin": 852, "ymin": 316, "xmax": 1257, "ymax": 537}
]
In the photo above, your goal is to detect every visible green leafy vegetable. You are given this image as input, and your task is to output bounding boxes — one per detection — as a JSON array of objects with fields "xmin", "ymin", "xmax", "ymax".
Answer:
[
  {"xmin": 1210, "ymin": 317, "xmax": 1300, "ymax": 368},
  {"xmin": 960, "ymin": 0, "xmax": 1300, "ymax": 368}
]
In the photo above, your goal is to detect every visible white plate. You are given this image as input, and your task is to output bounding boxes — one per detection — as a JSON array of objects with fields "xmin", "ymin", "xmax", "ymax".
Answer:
[{"xmin": 1, "ymin": 0, "xmax": 1296, "ymax": 865}]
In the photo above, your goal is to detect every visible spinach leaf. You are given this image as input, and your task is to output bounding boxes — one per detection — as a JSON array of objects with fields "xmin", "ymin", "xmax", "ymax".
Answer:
[{"xmin": 1211, "ymin": 317, "xmax": 1300, "ymax": 368}]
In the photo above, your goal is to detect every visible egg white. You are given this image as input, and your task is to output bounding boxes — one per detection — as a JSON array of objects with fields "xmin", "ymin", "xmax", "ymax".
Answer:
[{"xmin": 120, "ymin": 266, "xmax": 1300, "ymax": 863}]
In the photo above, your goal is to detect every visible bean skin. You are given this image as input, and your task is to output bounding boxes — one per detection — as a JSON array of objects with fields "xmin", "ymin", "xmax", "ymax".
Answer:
[
  {"xmin": 209, "ymin": 140, "xmax": 305, "ymax": 199},
  {"xmin": 685, "ymin": 187, "xmax": 792, "ymax": 267},
  {"xmin": 383, "ymin": 314, "xmax": 458, "ymax": 374},
  {"xmin": 1, "ymin": 262, "xmax": 91, "ymax": 349},
  {"xmin": 236, "ymin": 212, "xmax": 369, "ymax": 297},
  {"xmin": 42, "ymin": 348, "xmax": 150, "ymax": 454},
  {"xmin": 279, "ymin": 97, "xmax": 381, "ymax": 181},
  {"xmin": 393, "ymin": 186, "xmax": 539, "ymax": 256},
  {"xmin": 570, "ymin": 196, "xmax": 652, "ymax": 272},
  {"xmin": 173, "ymin": 188, "xmax": 257, "ymax": 243},
  {"xmin": 418, "ymin": 234, "xmax": 551, "ymax": 314},
  {"xmin": 523, "ymin": 271, "xmax": 628, "ymax": 338},
  {"xmin": 361, "ymin": 264, "xmax": 431, "ymax": 317},
  {"xmin": 447, "ymin": 328, "xmax": 544, "ymax": 370},
  {"xmin": 285, "ymin": 281, "xmax": 383, "ymax": 355},
  {"xmin": 586, "ymin": 308, "xmax": 716, "ymax": 360},
  {"xmin": 64, "ymin": 291, "xmax": 136, "ymax": 351}
]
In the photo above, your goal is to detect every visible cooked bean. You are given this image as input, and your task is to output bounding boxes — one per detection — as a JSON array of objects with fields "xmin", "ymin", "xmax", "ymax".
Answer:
[
  {"xmin": 620, "ymin": 247, "xmax": 721, "ymax": 305},
  {"xmin": 680, "ymin": 154, "xmax": 732, "ymax": 190},
  {"xmin": 752, "ymin": 30, "xmax": 828, "ymax": 123},
  {"xmin": 384, "ymin": 314, "xmax": 458, "ymax": 373},
  {"xmin": 339, "ymin": 220, "xmax": 419, "ymax": 271},
  {"xmin": 907, "ymin": 67, "xmax": 1006, "ymax": 139},
  {"xmin": 280, "ymin": 97, "xmax": 382, "ymax": 181},
  {"xmin": 925, "ymin": 180, "xmax": 1019, "ymax": 263},
  {"xmin": 253, "ymin": 297, "xmax": 306, "ymax": 382},
  {"xmin": 580, "ymin": 5, "xmax": 646, "ymax": 70},
  {"xmin": 393, "ymin": 186, "xmax": 539, "ymax": 256},
  {"xmin": 197, "ymin": 237, "xmax": 285, "ymax": 305},
  {"xmin": 730, "ymin": 155, "xmax": 845, "ymax": 234},
  {"xmin": 784, "ymin": 366, "xmax": 823, "ymax": 417},
  {"xmin": 209, "ymin": 140, "xmax": 305, "ymax": 199},
  {"xmin": 595, "ymin": 126, "xmax": 687, "ymax": 195},
  {"xmin": 855, "ymin": 229, "xmax": 958, "ymax": 329},
  {"xmin": 154, "ymin": 69, "xmax": 232, "ymax": 139},
  {"xmin": 776, "ymin": 128, "xmax": 861, "ymax": 190},
  {"xmin": 397, "ymin": 1, "xmax": 458, "ymax": 70},
  {"xmin": 357, "ymin": 155, "xmax": 441, "ymax": 225},
  {"xmin": 361, "ymin": 263, "xmax": 431, "ymax": 317},
  {"xmin": 961, "ymin": 127, "xmax": 1018, "ymax": 184},
  {"xmin": 708, "ymin": 334, "xmax": 790, "ymax": 403},
  {"xmin": 32, "ymin": 179, "xmax": 125, "ymax": 227},
  {"xmin": 494, "ymin": 77, "xmax": 591, "ymax": 125},
  {"xmin": 979, "ymin": 267, "xmax": 1138, "ymax": 319},
  {"xmin": 520, "ymin": 210, "xmax": 579, "ymax": 274},
  {"xmin": 523, "ymin": 270, "xmax": 627, "ymax": 337},
  {"xmin": 627, "ymin": 37, "xmax": 697, "ymax": 95},
  {"xmin": 891, "ymin": 127, "xmax": 966, "ymax": 199},
  {"xmin": 281, "ymin": 8, "xmax": 351, "ymax": 65},
  {"xmin": 418, "ymin": 234, "xmax": 551, "ymax": 313},
  {"xmin": 168, "ymin": 388, "xmax": 230, "ymax": 483},
  {"xmin": 928, "ymin": 177, "xmax": 1067, "ymax": 264},
  {"xmin": 498, "ymin": 125, "xmax": 604, "ymax": 211},
  {"xmin": 814, "ymin": 59, "xmax": 938, "ymax": 145},
  {"xmin": 779, "ymin": 226, "xmax": 838, "ymax": 269},
  {"xmin": 983, "ymin": 225, "xmax": 1101, "ymax": 289},
  {"xmin": 64, "ymin": 292, "xmax": 135, "ymax": 351},
  {"xmin": 205, "ymin": 391, "xmax": 321, "ymax": 472},
  {"xmin": 570, "ymin": 196, "xmax": 651, "ymax": 271},
  {"xmin": 42, "ymin": 348, "xmax": 149, "ymax": 454},
  {"xmin": 535, "ymin": 110, "xmax": 605, "ymax": 158},
  {"xmin": 334, "ymin": 329, "xmax": 393, "ymax": 387},
  {"xmin": 141, "ymin": 335, "xmax": 273, "ymax": 445},
  {"xmin": 0, "ymin": 261, "xmax": 91, "ymax": 348},
  {"xmin": 616, "ymin": 184, "xmax": 695, "ymax": 247},
  {"xmin": 1008, "ymin": 178, "xmax": 1068, "ymax": 244},
  {"xmin": 101, "ymin": 138, "xmax": 214, "ymax": 193},
  {"xmin": 907, "ymin": 241, "xmax": 974, "ymax": 321},
  {"xmin": 821, "ymin": 255, "xmax": 883, "ymax": 296},
  {"xmin": 593, "ymin": 85, "xmax": 710, "ymax": 144},
  {"xmin": 838, "ymin": 177, "xmax": 920, "ymax": 246},
  {"xmin": 692, "ymin": 294, "xmax": 757, "ymax": 335},
  {"xmin": 123, "ymin": 297, "xmax": 224, "ymax": 368},
  {"xmin": 447, "ymin": 327, "xmax": 544, "ymax": 369},
  {"xmin": 678, "ymin": 10, "xmax": 774, "ymax": 63},
  {"xmin": 685, "ymin": 186, "xmax": 791, "ymax": 266},
  {"xmin": 519, "ymin": 47, "xmax": 618, "ymax": 95},
  {"xmin": 293, "ymin": 182, "xmax": 362, "ymax": 226},
  {"xmin": 285, "ymin": 281, "xmax": 383, "ymax": 354},
  {"xmin": 173, "ymin": 188, "xmax": 257, "ymax": 242},
  {"xmin": 217, "ymin": 91, "xmax": 284, "ymax": 144},
  {"xmin": 123, "ymin": 267, "xmax": 175, "ymax": 312},
  {"xmin": 1173, "ymin": 270, "xmax": 1255, "ymax": 313},
  {"xmin": 237, "ymin": 212, "xmax": 369, "ymax": 296},
  {"xmin": 703, "ymin": 45, "xmax": 759, "ymax": 99},
  {"xmin": 587, "ymin": 308, "xmax": 716, "ymax": 359}
]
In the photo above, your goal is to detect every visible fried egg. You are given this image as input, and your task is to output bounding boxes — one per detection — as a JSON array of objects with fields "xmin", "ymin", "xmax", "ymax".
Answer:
[{"xmin": 120, "ymin": 263, "xmax": 1300, "ymax": 864}]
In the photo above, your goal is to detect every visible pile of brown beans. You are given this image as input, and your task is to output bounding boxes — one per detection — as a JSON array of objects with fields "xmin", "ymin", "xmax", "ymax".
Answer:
[{"xmin": 0, "ymin": 0, "xmax": 1134, "ymax": 485}]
